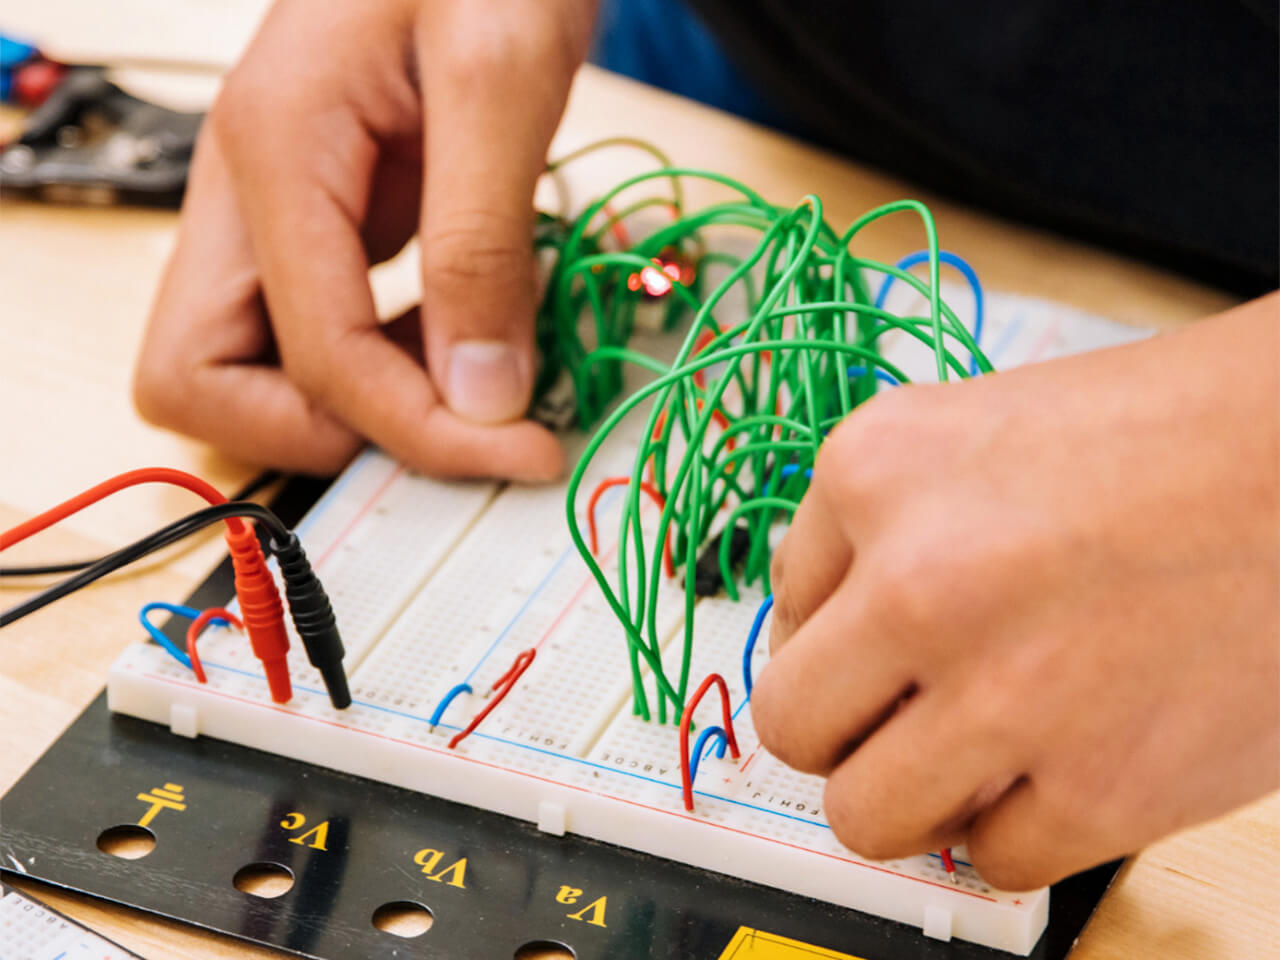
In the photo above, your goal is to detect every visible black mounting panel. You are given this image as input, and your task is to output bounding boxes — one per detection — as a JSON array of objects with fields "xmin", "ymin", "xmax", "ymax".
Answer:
[{"xmin": 1, "ymin": 476, "xmax": 1121, "ymax": 959}]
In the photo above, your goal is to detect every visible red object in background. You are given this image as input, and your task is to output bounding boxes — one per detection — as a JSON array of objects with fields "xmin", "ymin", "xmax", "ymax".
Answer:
[{"xmin": 14, "ymin": 58, "xmax": 66, "ymax": 107}]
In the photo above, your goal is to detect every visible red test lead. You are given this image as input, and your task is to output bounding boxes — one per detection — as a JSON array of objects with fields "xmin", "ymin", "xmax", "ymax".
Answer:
[{"xmin": 0, "ymin": 467, "xmax": 293, "ymax": 703}]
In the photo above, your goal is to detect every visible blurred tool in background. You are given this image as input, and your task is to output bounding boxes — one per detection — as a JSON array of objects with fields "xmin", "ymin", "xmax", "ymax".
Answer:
[{"xmin": 0, "ymin": 31, "xmax": 201, "ymax": 206}]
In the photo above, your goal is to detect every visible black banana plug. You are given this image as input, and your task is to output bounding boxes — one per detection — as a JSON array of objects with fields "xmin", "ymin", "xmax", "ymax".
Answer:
[{"xmin": 271, "ymin": 532, "xmax": 352, "ymax": 709}]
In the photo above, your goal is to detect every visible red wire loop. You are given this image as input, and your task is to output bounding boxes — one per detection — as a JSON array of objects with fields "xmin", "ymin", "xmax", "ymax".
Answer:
[
  {"xmin": 599, "ymin": 201, "xmax": 632, "ymax": 249},
  {"xmin": 448, "ymin": 648, "xmax": 537, "ymax": 750},
  {"xmin": 185, "ymin": 607, "xmax": 244, "ymax": 685},
  {"xmin": 679, "ymin": 673, "xmax": 741, "ymax": 811},
  {"xmin": 690, "ymin": 327, "xmax": 721, "ymax": 390},
  {"xmin": 647, "ymin": 401, "xmax": 734, "ymax": 488},
  {"xmin": 586, "ymin": 476, "xmax": 675, "ymax": 578}
]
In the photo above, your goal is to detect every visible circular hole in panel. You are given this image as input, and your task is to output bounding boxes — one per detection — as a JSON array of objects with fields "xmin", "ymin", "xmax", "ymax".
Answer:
[
  {"xmin": 96, "ymin": 824, "xmax": 156, "ymax": 860},
  {"xmin": 371, "ymin": 900, "xmax": 434, "ymax": 938},
  {"xmin": 514, "ymin": 941, "xmax": 576, "ymax": 960},
  {"xmin": 232, "ymin": 861, "xmax": 295, "ymax": 898}
]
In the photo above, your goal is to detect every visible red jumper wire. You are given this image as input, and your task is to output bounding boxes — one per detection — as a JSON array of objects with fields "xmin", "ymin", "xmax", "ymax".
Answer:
[
  {"xmin": 448, "ymin": 648, "xmax": 538, "ymax": 750},
  {"xmin": 586, "ymin": 476, "xmax": 675, "ymax": 578},
  {"xmin": 940, "ymin": 847, "xmax": 958, "ymax": 882},
  {"xmin": 185, "ymin": 607, "xmax": 243, "ymax": 685},
  {"xmin": 679, "ymin": 672, "xmax": 741, "ymax": 811}
]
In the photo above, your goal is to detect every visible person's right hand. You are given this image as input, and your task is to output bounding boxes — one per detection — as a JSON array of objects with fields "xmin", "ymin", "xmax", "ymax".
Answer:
[{"xmin": 134, "ymin": 0, "xmax": 597, "ymax": 479}]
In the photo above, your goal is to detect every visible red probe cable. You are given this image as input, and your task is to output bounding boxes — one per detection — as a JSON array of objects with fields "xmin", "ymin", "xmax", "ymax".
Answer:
[
  {"xmin": 586, "ymin": 476, "xmax": 675, "ymax": 578},
  {"xmin": 448, "ymin": 648, "xmax": 537, "ymax": 749},
  {"xmin": 679, "ymin": 672, "xmax": 741, "ymax": 812},
  {"xmin": 1, "ymin": 467, "xmax": 251, "ymax": 547},
  {"xmin": 1, "ymin": 467, "xmax": 293, "ymax": 703}
]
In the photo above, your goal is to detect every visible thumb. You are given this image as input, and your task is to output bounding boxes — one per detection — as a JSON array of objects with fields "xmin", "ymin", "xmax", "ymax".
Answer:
[{"xmin": 417, "ymin": 1, "xmax": 585, "ymax": 424}]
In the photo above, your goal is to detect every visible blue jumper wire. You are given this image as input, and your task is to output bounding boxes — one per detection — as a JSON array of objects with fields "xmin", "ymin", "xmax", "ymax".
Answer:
[
  {"xmin": 742, "ymin": 594, "xmax": 775, "ymax": 698},
  {"xmin": 688, "ymin": 724, "xmax": 729, "ymax": 784},
  {"xmin": 429, "ymin": 682, "xmax": 474, "ymax": 728},
  {"xmin": 873, "ymin": 250, "xmax": 984, "ymax": 376}
]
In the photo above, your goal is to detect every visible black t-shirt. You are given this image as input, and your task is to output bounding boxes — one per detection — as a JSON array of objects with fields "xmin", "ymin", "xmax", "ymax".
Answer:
[{"xmin": 688, "ymin": 0, "xmax": 1278, "ymax": 296}]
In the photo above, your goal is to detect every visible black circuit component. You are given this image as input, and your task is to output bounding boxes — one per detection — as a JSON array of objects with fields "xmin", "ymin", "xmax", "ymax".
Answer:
[{"xmin": 693, "ymin": 525, "xmax": 752, "ymax": 597}]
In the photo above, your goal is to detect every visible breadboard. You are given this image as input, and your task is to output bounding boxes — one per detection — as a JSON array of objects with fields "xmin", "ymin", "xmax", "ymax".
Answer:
[
  {"xmin": 0, "ymin": 884, "xmax": 143, "ymax": 960},
  {"xmin": 106, "ymin": 295, "xmax": 1150, "ymax": 957}
]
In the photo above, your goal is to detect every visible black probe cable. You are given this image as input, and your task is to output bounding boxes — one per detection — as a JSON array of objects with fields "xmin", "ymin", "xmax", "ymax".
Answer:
[{"xmin": 0, "ymin": 500, "xmax": 351, "ymax": 709}]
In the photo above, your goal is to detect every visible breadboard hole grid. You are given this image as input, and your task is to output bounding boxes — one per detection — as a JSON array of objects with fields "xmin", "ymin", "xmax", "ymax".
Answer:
[{"xmin": 106, "ymin": 298, "xmax": 1150, "ymax": 954}]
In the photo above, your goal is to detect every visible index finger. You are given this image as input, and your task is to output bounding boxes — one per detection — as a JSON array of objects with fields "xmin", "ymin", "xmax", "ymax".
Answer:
[
  {"xmin": 768, "ymin": 472, "xmax": 855, "ymax": 653},
  {"xmin": 212, "ymin": 91, "xmax": 562, "ymax": 481},
  {"xmin": 134, "ymin": 127, "xmax": 363, "ymax": 473}
]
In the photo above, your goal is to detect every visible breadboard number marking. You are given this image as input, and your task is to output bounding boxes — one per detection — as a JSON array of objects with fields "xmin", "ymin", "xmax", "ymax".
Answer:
[
  {"xmin": 413, "ymin": 848, "xmax": 469, "ymax": 888},
  {"xmin": 279, "ymin": 811, "xmax": 331, "ymax": 851},
  {"xmin": 555, "ymin": 886, "xmax": 608, "ymax": 928}
]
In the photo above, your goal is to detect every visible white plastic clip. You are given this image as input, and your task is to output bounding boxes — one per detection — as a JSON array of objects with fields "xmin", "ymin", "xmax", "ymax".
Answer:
[
  {"xmin": 536, "ymin": 800, "xmax": 567, "ymax": 836},
  {"xmin": 169, "ymin": 702, "xmax": 199, "ymax": 739},
  {"xmin": 923, "ymin": 904, "xmax": 953, "ymax": 942}
]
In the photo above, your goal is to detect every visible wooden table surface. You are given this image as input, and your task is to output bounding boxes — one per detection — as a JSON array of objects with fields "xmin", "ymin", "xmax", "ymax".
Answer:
[{"xmin": 1, "ymin": 62, "xmax": 1276, "ymax": 960}]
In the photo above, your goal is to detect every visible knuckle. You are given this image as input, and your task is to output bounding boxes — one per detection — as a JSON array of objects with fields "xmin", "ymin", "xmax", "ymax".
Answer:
[
  {"xmin": 967, "ymin": 843, "xmax": 1045, "ymax": 892},
  {"xmin": 814, "ymin": 386, "xmax": 922, "ymax": 501},
  {"xmin": 863, "ymin": 544, "xmax": 950, "ymax": 640},
  {"xmin": 279, "ymin": 338, "xmax": 344, "ymax": 411},
  {"xmin": 749, "ymin": 667, "xmax": 802, "ymax": 766},
  {"xmin": 208, "ymin": 68, "xmax": 273, "ymax": 149},
  {"xmin": 302, "ymin": 437, "xmax": 361, "ymax": 476},
  {"xmin": 823, "ymin": 781, "xmax": 897, "ymax": 861},
  {"xmin": 750, "ymin": 666, "xmax": 837, "ymax": 775},
  {"xmin": 769, "ymin": 545, "xmax": 786, "ymax": 598},
  {"xmin": 768, "ymin": 584, "xmax": 803, "ymax": 654},
  {"xmin": 436, "ymin": 14, "xmax": 565, "ymax": 86},
  {"xmin": 131, "ymin": 355, "xmax": 184, "ymax": 428},
  {"xmin": 422, "ymin": 217, "xmax": 533, "ymax": 290},
  {"xmin": 958, "ymin": 672, "xmax": 1023, "ymax": 744}
]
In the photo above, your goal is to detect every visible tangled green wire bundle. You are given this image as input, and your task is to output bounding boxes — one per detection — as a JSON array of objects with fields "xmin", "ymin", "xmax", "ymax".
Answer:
[{"xmin": 537, "ymin": 147, "xmax": 993, "ymax": 725}]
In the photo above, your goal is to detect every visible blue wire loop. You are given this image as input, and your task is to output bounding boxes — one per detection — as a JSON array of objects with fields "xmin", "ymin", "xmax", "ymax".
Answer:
[
  {"xmin": 873, "ymin": 249, "xmax": 984, "ymax": 376},
  {"xmin": 742, "ymin": 594, "xmax": 774, "ymax": 697},
  {"xmin": 139, "ymin": 602, "xmax": 229, "ymax": 672},
  {"xmin": 846, "ymin": 365, "xmax": 900, "ymax": 387},
  {"xmin": 764, "ymin": 464, "xmax": 814, "ymax": 497},
  {"xmin": 429, "ymin": 682, "xmax": 474, "ymax": 728},
  {"xmin": 688, "ymin": 725, "xmax": 728, "ymax": 784}
]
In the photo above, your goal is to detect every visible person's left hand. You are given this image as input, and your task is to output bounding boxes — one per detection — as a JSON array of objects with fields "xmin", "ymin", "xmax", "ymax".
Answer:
[{"xmin": 751, "ymin": 293, "xmax": 1280, "ymax": 890}]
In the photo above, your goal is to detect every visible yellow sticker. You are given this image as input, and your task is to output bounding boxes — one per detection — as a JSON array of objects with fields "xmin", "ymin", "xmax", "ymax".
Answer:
[{"xmin": 716, "ymin": 927, "xmax": 867, "ymax": 960}]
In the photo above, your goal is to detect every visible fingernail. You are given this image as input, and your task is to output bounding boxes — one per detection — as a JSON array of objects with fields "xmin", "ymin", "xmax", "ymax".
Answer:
[{"xmin": 447, "ymin": 340, "xmax": 530, "ymax": 424}]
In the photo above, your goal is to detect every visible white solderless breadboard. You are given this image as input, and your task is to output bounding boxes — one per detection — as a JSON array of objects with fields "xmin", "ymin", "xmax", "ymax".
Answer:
[{"xmin": 108, "ymin": 297, "xmax": 1150, "ymax": 956}]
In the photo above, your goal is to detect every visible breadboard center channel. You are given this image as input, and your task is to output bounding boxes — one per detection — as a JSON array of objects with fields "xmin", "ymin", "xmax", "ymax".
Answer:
[{"xmin": 107, "ymin": 295, "xmax": 1149, "ymax": 956}]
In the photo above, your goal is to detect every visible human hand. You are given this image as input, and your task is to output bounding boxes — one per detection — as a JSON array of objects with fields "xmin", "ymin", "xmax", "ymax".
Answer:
[
  {"xmin": 134, "ymin": 0, "xmax": 597, "ymax": 477},
  {"xmin": 753, "ymin": 293, "xmax": 1280, "ymax": 890}
]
